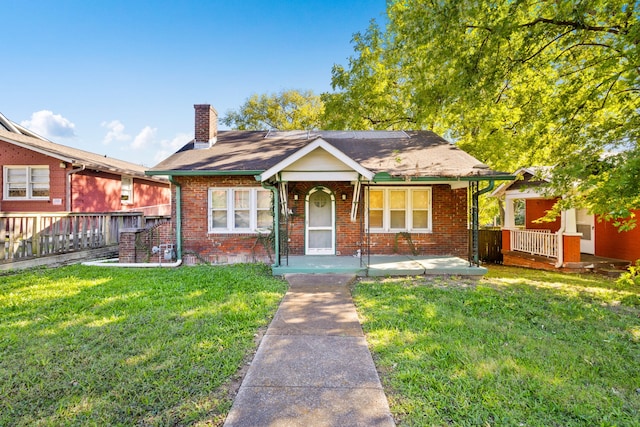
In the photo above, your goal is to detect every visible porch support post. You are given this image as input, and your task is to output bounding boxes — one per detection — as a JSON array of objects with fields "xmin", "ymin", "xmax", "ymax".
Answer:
[
  {"xmin": 261, "ymin": 181, "xmax": 280, "ymax": 267},
  {"xmin": 169, "ymin": 176, "xmax": 182, "ymax": 260},
  {"xmin": 504, "ymin": 195, "xmax": 516, "ymax": 229},
  {"xmin": 565, "ymin": 208, "xmax": 577, "ymax": 234},
  {"xmin": 502, "ymin": 229, "xmax": 511, "ymax": 252},
  {"xmin": 471, "ymin": 179, "xmax": 495, "ymax": 266}
]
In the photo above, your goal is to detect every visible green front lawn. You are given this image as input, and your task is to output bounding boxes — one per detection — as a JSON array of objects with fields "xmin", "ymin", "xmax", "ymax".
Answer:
[
  {"xmin": 354, "ymin": 266, "xmax": 640, "ymax": 426},
  {"xmin": 0, "ymin": 264, "xmax": 287, "ymax": 426}
]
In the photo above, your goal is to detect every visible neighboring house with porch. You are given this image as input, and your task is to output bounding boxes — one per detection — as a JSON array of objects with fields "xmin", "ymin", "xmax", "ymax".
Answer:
[
  {"xmin": 146, "ymin": 104, "xmax": 512, "ymax": 275},
  {"xmin": 492, "ymin": 167, "xmax": 639, "ymax": 271},
  {"xmin": 0, "ymin": 112, "xmax": 171, "ymax": 215}
]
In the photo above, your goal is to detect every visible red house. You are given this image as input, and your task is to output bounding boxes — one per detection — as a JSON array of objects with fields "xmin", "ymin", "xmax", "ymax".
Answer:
[
  {"xmin": 492, "ymin": 167, "xmax": 639, "ymax": 270},
  {"xmin": 1, "ymin": 112, "xmax": 170, "ymax": 215},
  {"xmin": 146, "ymin": 105, "xmax": 511, "ymax": 275}
]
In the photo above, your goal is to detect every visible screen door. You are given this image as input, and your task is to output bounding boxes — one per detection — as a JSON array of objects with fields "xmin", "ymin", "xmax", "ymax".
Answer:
[{"xmin": 305, "ymin": 188, "xmax": 335, "ymax": 255}]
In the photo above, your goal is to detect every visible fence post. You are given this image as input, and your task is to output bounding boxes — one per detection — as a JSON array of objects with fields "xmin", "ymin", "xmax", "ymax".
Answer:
[
  {"xmin": 0, "ymin": 217, "xmax": 6, "ymax": 260},
  {"xmin": 105, "ymin": 214, "xmax": 112, "ymax": 244},
  {"xmin": 33, "ymin": 215, "xmax": 42, "ymax": 256}
]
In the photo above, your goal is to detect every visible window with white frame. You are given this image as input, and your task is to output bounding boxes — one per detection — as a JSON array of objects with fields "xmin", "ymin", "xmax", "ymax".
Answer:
[
  {"xmin": 3, "ymin": 166, "xmax": 50, "ymax": 200},
  {"xmin": 367, "ymin": 187, "xmax": 432, "ymax": 232},
  {"xmin": 208, "ymin": 188, "xmax": 273, "ymax": 233},
  {"xmin": 121, "ymin": 176, "xmax": 133, "ymax": 204}
]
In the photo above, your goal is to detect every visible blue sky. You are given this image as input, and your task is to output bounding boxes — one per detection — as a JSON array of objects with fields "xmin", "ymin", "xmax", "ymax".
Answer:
[{"xmin": 2, "ymin": 0, "xmax": 386, "ymax": 166}]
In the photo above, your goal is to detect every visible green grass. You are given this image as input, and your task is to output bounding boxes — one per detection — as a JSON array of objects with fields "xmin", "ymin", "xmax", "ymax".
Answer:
[
  {"xmin": 0, "ymin": 264, "xmax": 287, "ymax": 426},
  {"xmin": 354, "ymin": 266, "xmax": 640, "ymax": 426}
]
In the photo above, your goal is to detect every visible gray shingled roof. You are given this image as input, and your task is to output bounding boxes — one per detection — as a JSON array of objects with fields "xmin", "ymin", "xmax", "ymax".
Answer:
[
  {"xmin": 0, "ymin": 127, "xmax": 167, "ymax": 183},
  {"xmin": 149, "ymin": 130, "xmax": 507, "ymax": 179}
]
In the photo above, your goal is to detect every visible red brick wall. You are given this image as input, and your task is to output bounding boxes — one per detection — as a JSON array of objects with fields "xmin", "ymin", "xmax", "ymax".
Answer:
[
  {"xmin": 119, "ymin": 222, "xmax": 174, "ymax": 263},
  {"xmin": 366, "ymin": 185, "xmax": 469, "ymax": 257},
  {"xmin": 174, "ymin": 177, "xmax": 470, "ymax": 263},
  {"xmin": 173, "ymin": 176, "xmax": 273, "ymax": 264},
  {"xmin": 595, "ymin": 211, "xmax": 640, "ymax": 262},
  {"xmin": 525, "ymin": 198, "xmax": 560, "ymax": 231},
  {"xmin": 0, "ymin": 140, "xmax": 67, "ymax": 212}
]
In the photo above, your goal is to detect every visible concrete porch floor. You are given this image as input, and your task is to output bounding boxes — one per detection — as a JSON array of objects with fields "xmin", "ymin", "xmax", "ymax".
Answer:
[{"xmin": 272, "ymin": 255, "xmax": 487, "ymax": 277}]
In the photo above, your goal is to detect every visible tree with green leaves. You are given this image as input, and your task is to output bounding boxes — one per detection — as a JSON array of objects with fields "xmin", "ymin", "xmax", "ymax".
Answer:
[
  {"xmin": 222, "ymin": 89, "xmax": 324, "ymax": 130},
  {"xmin": 324, "ymin": 0, "xmax": 639, "ymax": 228}
]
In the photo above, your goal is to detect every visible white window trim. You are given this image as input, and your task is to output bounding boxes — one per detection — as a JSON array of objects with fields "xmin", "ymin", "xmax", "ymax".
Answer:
[
  {"xmin": 208, "ymin": 187, "xmax": 273, "ymax": 234},
  {"xmin": 367, "ymin": 186, "xmax": 433, "ymax": 233},
  {"xmin": 121, "ymin": 176, "xmax": 134, "ymax": 205},
  {"xmin": 3, "ymin": 165, "xmax": 50, "ymax": 201}
]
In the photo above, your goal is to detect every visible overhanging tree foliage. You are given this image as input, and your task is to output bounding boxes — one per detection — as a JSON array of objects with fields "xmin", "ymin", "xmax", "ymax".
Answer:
[
  {"xmin": 324, "ymin": 0, "xmax": 639, "ymax": 228},
  {"xmin": 222, "ymin": 89, "xmax": 324, "ymax": 130}
]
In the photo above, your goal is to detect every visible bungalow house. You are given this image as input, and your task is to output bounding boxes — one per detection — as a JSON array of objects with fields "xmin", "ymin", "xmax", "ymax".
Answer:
[
  {"xmin": 146, "ymin": 104, "xmax": 512, "ymax": 275},
  {"xmin": 492, "ymin": 167, "xmax": 639, "ymax": 271},
  {"xmin": 0, "ymin": 112, "xmax": 170, "ymax": 215}
]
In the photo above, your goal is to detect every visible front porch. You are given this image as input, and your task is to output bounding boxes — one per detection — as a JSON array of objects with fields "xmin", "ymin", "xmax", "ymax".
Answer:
[
  {"xmin": 272, "ymin": 255, "xmax": 487, "ymax": 278},
  {"xmin": 503, "ymin": 249, "xmax": 630, "ymax": 274}
]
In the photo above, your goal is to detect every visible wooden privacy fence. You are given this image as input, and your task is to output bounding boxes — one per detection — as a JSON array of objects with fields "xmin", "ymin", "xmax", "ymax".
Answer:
[
  {"xmin": 1, "ymin": 212, "xmax": 143, "ymax": 262},
  {"xmin": 476, "ymin": 228, "xmax": 503, "ymax": 264}
]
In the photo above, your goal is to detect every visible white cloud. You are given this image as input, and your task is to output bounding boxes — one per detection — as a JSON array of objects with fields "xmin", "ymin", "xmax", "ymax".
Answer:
[
  {"xmin": 131, "ymin": 126, "xmax": 157, "ymax": 149},
  {"xmin": 21, "ymin": 110, "xmax": 76, "ymax": 139},
  {"xmin": 154, "ymin": 132, "xmax": 192, "ymax": 163},
  {"xmin": 101, "ymin": 120, "xmax": 131, "ymax": 144}
]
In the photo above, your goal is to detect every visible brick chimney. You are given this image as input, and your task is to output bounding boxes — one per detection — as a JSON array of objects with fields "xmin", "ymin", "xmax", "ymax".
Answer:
[{"xmin": 194, "ymin": 104, "xmax": 218, "ymax": 149}]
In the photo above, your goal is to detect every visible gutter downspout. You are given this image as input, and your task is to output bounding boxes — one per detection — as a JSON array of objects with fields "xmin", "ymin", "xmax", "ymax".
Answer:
[
  {"xmin": 261, "ymin": 181, "xmax": 280, "ymax": 268},
  {"xmin": 66, "ymin": 165, "xmax": 85, "ymax": 211},
  {"xmin": 471, "ymin": 180, "xmax": 495, "ymax": 266},
  {"xmin": 169, "ymin": 176, "xmax": 182, "ymax": 261}
]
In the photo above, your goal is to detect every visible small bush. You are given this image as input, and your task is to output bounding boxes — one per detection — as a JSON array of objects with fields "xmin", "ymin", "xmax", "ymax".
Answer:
[{"xmin": 617, "ymin": 259, "xmax": 640, "ymax": 287}]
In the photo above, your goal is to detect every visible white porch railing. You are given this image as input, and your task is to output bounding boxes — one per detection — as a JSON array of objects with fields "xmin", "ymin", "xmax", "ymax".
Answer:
[{"xmin": 510, "ymin": 229, "xmax": 558, "ymax": 258}]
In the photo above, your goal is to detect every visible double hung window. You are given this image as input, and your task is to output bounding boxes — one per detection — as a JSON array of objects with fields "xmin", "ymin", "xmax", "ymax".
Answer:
[
  {"xmin": 3, "ymin": 166, "xmax": 50, "ymax": 200},
  {"xmin": 121, "ymin": 176, "xmax": 133, "ymax": 204},
  {"xmin": 367, "ymin": 187, "xmax": 432, "ymax": 232},
  {"xmin": 209, "ymin": 188, "xmax": 273, "ymax": 233}
]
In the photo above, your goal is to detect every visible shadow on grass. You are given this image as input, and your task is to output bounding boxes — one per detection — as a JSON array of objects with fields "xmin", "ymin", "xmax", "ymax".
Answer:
[
  {"xmin": 0, "ymin": 264, "xmax": 287, "ymax": 426},
  {"xmin": 354, "ymin": 269, "xmax": 640, "ymax": 426}
]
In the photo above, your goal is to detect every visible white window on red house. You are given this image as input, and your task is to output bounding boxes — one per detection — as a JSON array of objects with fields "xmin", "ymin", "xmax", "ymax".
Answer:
[
  {"xmin": 367, "ymin": 187, "xmax": 432, "ymax": 232},
  {"xmin": 3, "ymin": 166, "xmax": 50, "ymax": 200},
  {"xmin": 121, "ymin": 176, "xmax": 133, "ymax": 204},
  {"xmin": 208, "ymin": 188, "xmax": 273, "ymax": 233}
]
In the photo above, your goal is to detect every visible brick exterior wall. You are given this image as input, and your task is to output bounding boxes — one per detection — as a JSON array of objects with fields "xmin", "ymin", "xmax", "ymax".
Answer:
[
  {"xmin": 119, "ymin": 222, "xmax": 174, "ymax": 263},
  {"xmin": 173, "ymin": 176, "xmax": 470, "ymax": 264},
  {"xmin": 173, "ymin": 176, "xmax": 273, "ymax": 264}
]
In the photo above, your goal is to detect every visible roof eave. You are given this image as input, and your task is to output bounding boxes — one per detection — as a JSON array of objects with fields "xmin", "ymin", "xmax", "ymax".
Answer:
[
  {"xmin": 372, "ymin": 173, "xmax": 517, "ymax": 183},
  {"xmin": 146, "ymin": 170, "xmax": 263, "ymax": 177}
]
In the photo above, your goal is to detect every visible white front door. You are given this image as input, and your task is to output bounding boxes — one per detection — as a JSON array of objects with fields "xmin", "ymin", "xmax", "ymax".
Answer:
[
  {"xmin": 305, "ymin": 187, "xmax": 335, "ymax": 255},
  {"xmin": 576, "ymin": 209, "xmax": 595, "ymax": 254}
]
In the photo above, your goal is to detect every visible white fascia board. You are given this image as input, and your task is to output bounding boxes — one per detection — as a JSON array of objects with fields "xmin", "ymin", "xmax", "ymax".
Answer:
[
  {"xmin": 281, "ymin": 171, "xmax": 360, "ymax": 181},
  {"xmin": 260, "ymin": 138, "xmax": 374, "ymax": 182},
  {"xmin": 504, "ymin": 188, "xmax": 546, "ymax": 199}
]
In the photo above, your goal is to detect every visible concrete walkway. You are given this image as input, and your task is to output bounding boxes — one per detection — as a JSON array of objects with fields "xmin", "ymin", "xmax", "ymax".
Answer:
[{"xmin": 223, "ymin": 274, "xmax": 395, "ymax": 427}]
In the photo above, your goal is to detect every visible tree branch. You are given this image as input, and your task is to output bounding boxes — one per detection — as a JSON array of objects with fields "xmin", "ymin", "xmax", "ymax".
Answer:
[
  {"xmin": 520, "ymin": 28, "xmax": 574, "ymax": 63},
  {"xmin": 520, "ymin": 17, "xmax": 622, "ymax": 35}
]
